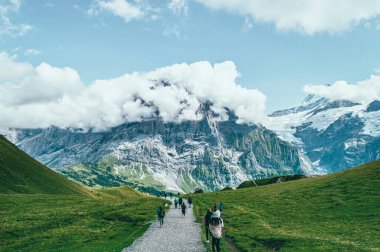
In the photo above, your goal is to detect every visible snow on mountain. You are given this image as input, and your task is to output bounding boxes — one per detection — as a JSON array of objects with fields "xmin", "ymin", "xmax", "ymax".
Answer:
[
  {"xmin": 5, "ymin": 103, "xmax": 313, "ymax": 192},
  {"xmin": 266, "ymin": 95, "xmax": 380, "ymax": 172},
  {"xmin": 361, "ymin": 110, "xmax": 380, "ymax": 137}
]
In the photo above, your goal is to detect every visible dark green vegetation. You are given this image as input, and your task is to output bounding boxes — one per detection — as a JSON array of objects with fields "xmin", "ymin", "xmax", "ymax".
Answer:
[
  {"xmin": 60, "ymin": 161, "xmax": 165, "ymax": 195},
  {"xmin": 220, "ymin": 186, "xmax": 233, "ymax": 191},
  {"xmin": 0, "ymin": 136, "xmax": 166, "ymax": 251},
  {"xmin": 237, "ymin": 174, "xmax": 307, "ymax": 189},
  {"xmin": 0, "ymin": 136, "xmax": 87, "ymax": 195},
  {"xmin": 193, "ymin": 161, "xmax": 380, "ymax": 251}
]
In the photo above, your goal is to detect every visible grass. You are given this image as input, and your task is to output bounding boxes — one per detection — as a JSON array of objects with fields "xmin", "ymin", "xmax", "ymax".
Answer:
[
  {"xmin": 0, "ymin": 135, "xmax": 87, "ymax": 195},
  {"xmin": 0, "ymin": 135, "xmax": 168, "ymax": 251},
  {"xmin": 0, "ymin": 187, "xmax": 167, "ymax": 251},
  {"xmin": 193, "ymin": 160, "xmax": 380, "ymax": 251}
]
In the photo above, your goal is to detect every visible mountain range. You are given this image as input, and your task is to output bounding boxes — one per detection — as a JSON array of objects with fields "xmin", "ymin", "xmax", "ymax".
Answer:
[
  {"xmin": 266, "ymin": 96, "xmax": 380, "ymax": 172},
  {"xmin": 2, "ymin": 95, "xmax": 379, "ymax": 192}
]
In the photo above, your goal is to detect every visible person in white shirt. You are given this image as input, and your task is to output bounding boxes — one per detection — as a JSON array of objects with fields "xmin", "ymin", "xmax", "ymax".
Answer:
[{"xmin": 209, "ymin": 210, "xmax": 224, "ymax": 252}]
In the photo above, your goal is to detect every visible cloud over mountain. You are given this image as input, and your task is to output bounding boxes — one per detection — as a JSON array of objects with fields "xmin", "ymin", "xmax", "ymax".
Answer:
[
  {"xmin": 0, "ymin": 52, "xmax": 267, "ymax": 131},
  {"xmin": 303, "ymin": 75, "xmax": 380, "ymax": 105}
]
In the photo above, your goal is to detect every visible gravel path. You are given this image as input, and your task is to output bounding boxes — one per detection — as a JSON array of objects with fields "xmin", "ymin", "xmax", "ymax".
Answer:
[{"xmin": 122, "ymin": 198, "xmax": 206, "ymax": 252}]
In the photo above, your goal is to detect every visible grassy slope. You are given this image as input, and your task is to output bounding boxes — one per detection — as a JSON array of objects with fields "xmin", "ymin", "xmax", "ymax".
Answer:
[
  {"xmin": 193, "ymin": 160, "xmax": 380, "ymax": 252},
  {"xmin": 0, "ymin": 136, "xmax": 168, "ymax": 251},
  {"xmin": 0, "ymin": 135, "xmax": 87, "ymax": 195},
  {"xmin": 0, "ymin": 187, "xmax": 166, "ymax": 251}
]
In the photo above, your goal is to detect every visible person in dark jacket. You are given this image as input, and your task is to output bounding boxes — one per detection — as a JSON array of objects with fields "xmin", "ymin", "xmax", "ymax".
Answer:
[
  {"xmin": 179, "ymin": 197, "xmax": 183, "ymax": 207},
  {"xmin": 188, "ymin": 197, "xmax": 193, "ymax": 208},
  {"xmin": 219, "ymin": 202, "xmax": 224, "ymax": 212},
  {"xmin": 156, "ymin": 206, "xmax": 165, "ymax": 227},
  {"xmin": 203, "ymin": 208, "xmax": 213, "ymax": 243},
  {"xmin": 213, "ymin": 202, "xmax": 217, "ymax": 212},
  {"xmin": 181, "ymin": 202, "xmax": 187, "ymax": 218}
]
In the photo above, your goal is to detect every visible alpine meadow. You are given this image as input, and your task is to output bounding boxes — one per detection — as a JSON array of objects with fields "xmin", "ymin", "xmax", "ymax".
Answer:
[{"xmin": 1, "ymin": 1, "xmax": 380, "ymax": 251}]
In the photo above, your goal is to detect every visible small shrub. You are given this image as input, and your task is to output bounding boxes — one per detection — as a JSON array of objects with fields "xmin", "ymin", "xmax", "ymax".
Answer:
[
  {"xmin": 194, "ymin": 188, "xmax": 204, "ymax": 194},
  {"xmin": 220, "ymin": 186, "xmax": 233, "ymax": 191}
]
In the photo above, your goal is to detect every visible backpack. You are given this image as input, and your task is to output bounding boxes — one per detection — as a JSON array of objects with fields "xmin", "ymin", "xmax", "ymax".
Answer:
[
  {"xmin": 159, "ymin": 210, "xmax": 165, "ymax": 218},
  {"xmin": 210, "ymin": 216, "xmax": 222, "ymax": 226}
]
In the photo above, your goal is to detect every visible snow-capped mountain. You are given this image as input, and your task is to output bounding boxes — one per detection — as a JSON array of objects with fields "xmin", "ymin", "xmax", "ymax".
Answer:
[
  {"xmin": 266, "ymin": 96, "xmax": 380, "ymax": 172},
  {"xmin": 3, "ymin": 103, "xmax": 313, "ymax": 193}
]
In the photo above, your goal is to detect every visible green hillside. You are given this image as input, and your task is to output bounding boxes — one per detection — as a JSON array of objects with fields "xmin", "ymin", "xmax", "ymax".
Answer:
[
  {"xmin": 193, "ymin": 160, "xmax": 380, "ymax": 251},
  {"xmin": 0, "ymin": 135, "xmax": 87, "ymax": 195},
  {"xmin": 0, "ymin": 136, "xmax": 167, "ymax": 251}
]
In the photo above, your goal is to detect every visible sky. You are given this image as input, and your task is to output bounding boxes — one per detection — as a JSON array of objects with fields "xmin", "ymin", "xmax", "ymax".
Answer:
[{"xmin": 1, "ymin": 0, "xmax": 380, "ymax": 130}]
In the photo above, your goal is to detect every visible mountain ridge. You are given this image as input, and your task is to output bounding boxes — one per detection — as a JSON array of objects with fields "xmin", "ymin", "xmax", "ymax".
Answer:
[
  {"xmin": 4, "ymin": 104, "xmax": 313, "ymax": 192},
  {"xmin": 266, "ymin": 95, "xmax": 380, "ymax": 172}
]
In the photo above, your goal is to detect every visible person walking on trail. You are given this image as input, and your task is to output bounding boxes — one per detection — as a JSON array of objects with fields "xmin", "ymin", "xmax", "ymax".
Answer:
[
  {"xmin": 181, "ymin": 202, "xmax": 187, "ymax": 218},
  {"xmin": 174, "ymin": 197, "xmax": 178, "ymax": 208},
  {"xmin": 156, "ymin": 206, "xmax": 165, "ymax": 227},
  {"xmin": 209, "ymin": 210, "xmax": 224, "ymax": 252},
  {"xmin": 213, "ymin": 202, "xmax": 217, "ymax": 212},
  {"xmin": 188, "ymin": 197, "xmax": 193, "ymax": 208},
  {"xmin": 164, "ymin": 192, "xmax": 167, "ymax": 199},
  {"xmin": 178, "ymin": 197, "xmax": 183, "ymax": 208},
  {"xmin": 219, "ymin": 202, "xmax": 224, "ymax": 212},
  {"xmin": 203, "ymin": 208, "xmax": 213, "ymax": 243}
]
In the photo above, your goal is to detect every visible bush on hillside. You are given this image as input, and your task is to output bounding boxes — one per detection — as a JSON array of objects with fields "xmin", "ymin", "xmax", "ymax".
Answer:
[
  {"xmin": 194, "ymin": 188, "xmax": 204, "ymax": 194},
  {"xmin": 220, "ymin": 186, "xmax": 233, "ymax": 191},
  {"xmin": 237, "ymin": 174, "xmax": 307, "ymax": 189}
]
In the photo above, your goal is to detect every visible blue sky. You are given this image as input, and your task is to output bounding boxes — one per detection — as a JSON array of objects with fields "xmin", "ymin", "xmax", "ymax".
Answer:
[{"xmin": 1, "ymin": 0, "xmax": 380, "ymax": 113}]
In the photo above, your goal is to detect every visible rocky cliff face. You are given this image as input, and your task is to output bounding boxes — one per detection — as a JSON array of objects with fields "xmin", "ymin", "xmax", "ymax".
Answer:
[
  {"xmin": 6, "ymin": 104, "xmax": 312, "ymax": 192},
  {"xmin": 266, "ymin": 96, "xmax": 380, "ymax": 173}
]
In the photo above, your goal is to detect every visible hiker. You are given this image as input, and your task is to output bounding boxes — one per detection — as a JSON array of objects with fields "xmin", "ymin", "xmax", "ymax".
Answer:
[
  {"xmin": 164, "ymin": 192, "xmax": 167, "ymax": 199},
  {"xmin": 178, "ymin": 192, "xmax": 180, "ymax": 197},
  {"xmin": 181, "ymin": 202, "xmax": 187, "ymax": 218},
  {"xmin": 213, "ymin": 202, "xmax": 217, "ymax": 212},
  {"xmin": 219, "ymin": 202, "xmax": 224, "ymax": 212},
  {"xmin": 178, "ymin": 197, "xmax": 183, "ymax": 207},
  {"xmin": 188, "ymin": 197, "xmax": 193, "ymax": 208},
  {"xmin": 209, "ymin": 210, "xmax": 224, "ymax": 252},
  {"xmin": 170, "ymin": 192, "xmax": 173, "ymax": 198},
  {"xmin": 174, "ymin": 197, "xmax": 178, "ymax": 208},
  {"xmin": 203, "ymin": 208, "xmax": 213, "ymax": 243},
  {"xmin": 156, "ymin": 206, "xmax": 165, "ymax": 227}
]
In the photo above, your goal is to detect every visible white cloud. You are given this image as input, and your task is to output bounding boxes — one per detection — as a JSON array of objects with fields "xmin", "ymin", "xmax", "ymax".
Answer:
[
  {"xmin": 88, "ymin": 0, "xmax": 143, "ymax": 22},
  {"xmin": 0, "ymin": 52, "xmax": 33, "ymax": 81},
  {"xmin": 24, "ymin": 48, "xmax": 41, "ymax": 56},
  {"xmin": 0, "ymin": 53, "xmax": 267, "ymax": 131},
  {"xmin": 0, "ymin": 0, "xmax": 32, "ymax": 37},
  {"xmin": 195, "ymin": 0, "xmax": 380, "ymax": 35},
  {"xmin": 0, "ymin": 53, "xmax": 84, "ymax": 107},
  {"xmin": 303, "ymin": 75, "xmax": 380, "ymax": 105},
  {"xmin": 374, "ymin": 67, "xmax": 380, "ymax": 74},
  {"xmin": 168, "ymin": 0, "xmax": 188, "ymax": 16},
  {"xmin": 241, "ymin": 16, "xmax": 253, "ymax": 33}
]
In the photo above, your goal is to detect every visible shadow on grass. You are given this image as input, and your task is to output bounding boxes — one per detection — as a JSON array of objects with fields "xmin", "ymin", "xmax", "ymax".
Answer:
[{"xmin": 253, "ymin": 236, "xmax": 290, "ymax": 251}]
